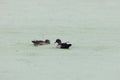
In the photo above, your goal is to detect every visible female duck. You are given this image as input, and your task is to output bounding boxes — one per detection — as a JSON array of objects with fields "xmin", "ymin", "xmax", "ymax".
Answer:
[{"xmin": 32, "ymin": 39, "xmax": 50, "ymax": 46}]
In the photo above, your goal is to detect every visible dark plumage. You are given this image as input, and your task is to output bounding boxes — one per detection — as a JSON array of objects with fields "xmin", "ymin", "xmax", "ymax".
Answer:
[
  {"xmin": 32, "ymin": 39, "xmax": 50, "ymax": 46},
  {"xmin": 55, "ymin": 39, "xmax": 72, "ymax": 49}
]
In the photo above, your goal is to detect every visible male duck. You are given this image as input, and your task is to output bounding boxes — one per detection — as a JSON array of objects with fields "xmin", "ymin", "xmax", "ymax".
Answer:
[{"xmin": 54, "ymin": 39, "xmax": 72, "ymax": 49}]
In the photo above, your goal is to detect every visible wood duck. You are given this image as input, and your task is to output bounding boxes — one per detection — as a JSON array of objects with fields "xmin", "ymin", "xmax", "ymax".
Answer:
[
  {"xmin": 55, "ymin": 39, "xmax": 72, "ymax": 49},
  {"xmin": 32, "ymin": 39, "xmax": 50, "ymax": 46}
]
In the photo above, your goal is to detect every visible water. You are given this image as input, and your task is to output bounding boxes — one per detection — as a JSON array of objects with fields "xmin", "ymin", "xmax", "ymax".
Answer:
[{"xmin": 0, "ymin": 0, "xmax": 120, "ymax": 80}]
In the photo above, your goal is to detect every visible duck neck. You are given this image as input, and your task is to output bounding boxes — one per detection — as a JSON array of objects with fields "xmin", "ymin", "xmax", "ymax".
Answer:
[{"xmin": 58, "ymin": 42, "xmax": 61, "ymax": 45}]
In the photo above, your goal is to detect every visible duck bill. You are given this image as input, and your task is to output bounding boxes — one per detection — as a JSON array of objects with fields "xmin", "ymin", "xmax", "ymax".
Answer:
[{"xmin": 54, "ymin": 42, "xmax": 58, "ymax": 45}]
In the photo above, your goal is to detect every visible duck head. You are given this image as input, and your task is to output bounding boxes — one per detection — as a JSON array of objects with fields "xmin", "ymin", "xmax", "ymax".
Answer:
[
  {"xmin": 45, "ymin": 39, "xmax": 50, "ymax": 44},
  {"xmin": 55, "ymin": 39, "xmax": 62, "ymax": 45}
]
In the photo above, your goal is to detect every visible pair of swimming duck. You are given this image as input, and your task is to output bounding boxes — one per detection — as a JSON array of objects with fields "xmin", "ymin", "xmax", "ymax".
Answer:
[{"xmin": 32, "ymin": 39, "xmax": 72, "ymax": 49}]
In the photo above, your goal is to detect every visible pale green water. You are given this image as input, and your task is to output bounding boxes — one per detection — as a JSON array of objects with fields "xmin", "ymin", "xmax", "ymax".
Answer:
[{"xmin": 0, "ymin": 0, "xmax": 120, "ymax": 80}]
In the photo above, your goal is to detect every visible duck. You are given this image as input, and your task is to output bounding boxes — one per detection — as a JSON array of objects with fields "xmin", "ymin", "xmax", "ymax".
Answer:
[
  {"xmin": 32, "ymin": 39, "xmax": 50, "ymax": 46},
  {"xmin": 54, "ymin": 39, "xmax": 72, "ymax": 49}
]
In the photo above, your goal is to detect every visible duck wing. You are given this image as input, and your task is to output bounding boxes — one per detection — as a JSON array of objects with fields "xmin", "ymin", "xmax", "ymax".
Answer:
[{"xmin": 61, "ymin": 43, "xmax": 72, "ymax": 49}]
